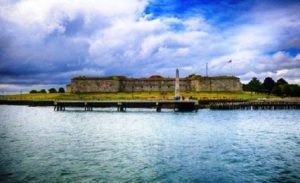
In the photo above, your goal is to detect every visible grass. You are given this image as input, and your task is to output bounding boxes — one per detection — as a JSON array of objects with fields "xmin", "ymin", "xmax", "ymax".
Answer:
[{"xmin": 0, "ymin": 91, "xmax": 276, "ymax": 101}]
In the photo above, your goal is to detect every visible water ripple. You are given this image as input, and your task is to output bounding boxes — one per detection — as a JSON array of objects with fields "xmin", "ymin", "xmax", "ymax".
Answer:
[{"xmin": 0, "ymin": 106, "xmax": 299, "ymax": 182}]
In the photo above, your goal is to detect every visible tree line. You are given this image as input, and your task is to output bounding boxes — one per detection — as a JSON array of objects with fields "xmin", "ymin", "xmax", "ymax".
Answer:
[
  {"xmin": 243, "ymin": 77, "xmax": 300, "ymax": 97},
  {"xmin": 30, "ymin": 87, "xmax": 65, "ymax": 94}
]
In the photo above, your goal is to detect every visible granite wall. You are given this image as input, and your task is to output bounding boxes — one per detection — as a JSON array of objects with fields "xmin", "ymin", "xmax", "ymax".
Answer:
[
  {"xmin": 120, "ymin": 79, "xmax": 191, "ymax": 92},
  {"xmin": 191, "ymin": 77, "xmax": 242, "ymax": 92},
  {"xmin": 67, "ymin": 76, "xmax": 242, "ymax": 93},
  {"xmin": 69, "ymin": 79, "xmax": 120, "ymax": 93}
]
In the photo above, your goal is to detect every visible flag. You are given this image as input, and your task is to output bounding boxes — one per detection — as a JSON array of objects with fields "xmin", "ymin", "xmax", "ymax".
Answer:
[{"xmin": 228, "ymin": 60, "xmax": 232, "ymax": 63}]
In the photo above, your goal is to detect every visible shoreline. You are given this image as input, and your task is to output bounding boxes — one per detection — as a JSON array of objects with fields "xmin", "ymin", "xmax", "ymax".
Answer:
[{"xmin": 1, "ymin": 98, "xmax": 300, "ymax": 110}]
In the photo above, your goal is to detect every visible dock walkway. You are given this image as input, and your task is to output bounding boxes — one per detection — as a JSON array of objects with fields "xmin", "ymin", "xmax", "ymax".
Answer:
[
  {"xmin": 1, "ymin": 99, "xmax": 300, "ymax": 111},
  {"xmin": 54, "ymin": 100, "xmax": 198, "ymax": 112}
]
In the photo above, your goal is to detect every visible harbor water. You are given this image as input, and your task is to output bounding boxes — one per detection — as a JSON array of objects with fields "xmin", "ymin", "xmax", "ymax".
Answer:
[{"xmin": 0, "ymin": 106, "xmax": 299, "ymax": 182}]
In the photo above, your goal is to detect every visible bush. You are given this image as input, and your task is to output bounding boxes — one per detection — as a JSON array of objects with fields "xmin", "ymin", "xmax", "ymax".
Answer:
[
  {"xmin": 242, "ymin": 84, "xmax": 250, "ymax": 91},
  {"xmin": 263, "ymin": 77, "xmax": 275, "ymax": 93},
  {"xmin": 246, "ymin": 77, "xmax": 263, "ymax": 93},
  {"xmin": 58, "ymin": 87, "xmax": 65, "ymax": 93},
  {"xmin": 277, "ymin": 78, "xmax": 288, "ymax": 85},
  {"xmin": 30, "ymin": 90, "xmax": 38, "ymax": 94},
  {"xmin": 245, "ymin": 77, "xmax": 300, "ymax": 97},
  {"xmin": 287, "ymin": 84, "xmax": 300, "ymax": 97},
  {"xmin": 48, "ymin": 88, "xmax": 57, "ymax": 93},
  {"xmin": 39, "ymin": 89, "xmax": 47, "ymax": 93},
  {"xmin": 282, "ymin": 85, "xmax": 290, "ymax": 97},
  {"xmin": 271, "ymin": 85, "xmax": 282, "ymax": 96}
]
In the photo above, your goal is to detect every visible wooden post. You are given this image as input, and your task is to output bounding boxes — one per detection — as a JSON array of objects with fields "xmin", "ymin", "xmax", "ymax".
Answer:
[{"xmin": 156, "ymin": 103, "xmax": 161, "ymax": 112}]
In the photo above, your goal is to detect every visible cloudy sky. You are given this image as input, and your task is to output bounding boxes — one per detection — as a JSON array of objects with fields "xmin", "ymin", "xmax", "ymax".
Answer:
[{"xmin": 0, "ymin": 0, "xmax": 300, "ymax": 92}]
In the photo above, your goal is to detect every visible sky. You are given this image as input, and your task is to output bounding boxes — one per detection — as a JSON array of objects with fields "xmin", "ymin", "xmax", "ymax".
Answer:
[{"xmin": 0, "ymin": 0, "xmax": 300, "ymax": 92}]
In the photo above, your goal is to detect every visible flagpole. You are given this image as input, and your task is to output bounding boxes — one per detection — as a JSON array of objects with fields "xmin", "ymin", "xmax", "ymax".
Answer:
[
  {"xmin": 206, "ymin": 63, "xmax": 208, "ymax": 77},
  {"xmin": 228, "ymin": 60, "xmax": 232, "ymax": 76}
]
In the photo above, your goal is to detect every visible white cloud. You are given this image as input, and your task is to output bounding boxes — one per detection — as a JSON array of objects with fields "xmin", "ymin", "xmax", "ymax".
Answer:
[{"xmin": 0, "ymin": 0, "xmax": 300, "ymax": 92}]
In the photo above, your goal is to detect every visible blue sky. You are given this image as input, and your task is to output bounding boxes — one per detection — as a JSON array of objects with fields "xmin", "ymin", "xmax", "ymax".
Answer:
[{"xmin": 0, "ymin": 0, "xmax": 300, "ymax": 92}]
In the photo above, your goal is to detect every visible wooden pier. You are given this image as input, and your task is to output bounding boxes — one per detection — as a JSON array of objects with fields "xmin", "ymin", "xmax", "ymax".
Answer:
[
  {"xmin": 1, "ymin": 99, "xmax": 300, "ymax": 111},
  {"xmin": 53, "ymin": 100, "xmax": 198, "ymax": 112}
]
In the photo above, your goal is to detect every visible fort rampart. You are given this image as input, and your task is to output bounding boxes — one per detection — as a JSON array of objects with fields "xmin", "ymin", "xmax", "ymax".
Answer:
[{"xmin": 67, "ymin": 75, "xmax": 242, "ymax": 93}]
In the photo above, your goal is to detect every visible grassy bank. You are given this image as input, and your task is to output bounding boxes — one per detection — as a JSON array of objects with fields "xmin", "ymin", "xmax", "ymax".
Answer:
[{"xmin": 0, "ymin": 91, "xmax": 276, "ymax": 101}]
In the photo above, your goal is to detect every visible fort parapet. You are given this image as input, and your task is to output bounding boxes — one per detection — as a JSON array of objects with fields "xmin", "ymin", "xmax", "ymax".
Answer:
[{"xmin": 67, "ymin": 75, "xmax": 242, "ymax": 93}]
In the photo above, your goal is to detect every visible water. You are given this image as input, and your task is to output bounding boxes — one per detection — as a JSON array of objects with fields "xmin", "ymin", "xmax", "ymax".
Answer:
[{"xmin": 0, "ymin": 106, "xmax": 299, "ymax": 183}]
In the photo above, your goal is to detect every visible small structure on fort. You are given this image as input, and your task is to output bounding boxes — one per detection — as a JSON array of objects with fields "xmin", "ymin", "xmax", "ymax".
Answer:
[{"xmin": 66, "ymin": 69, "xmax": 242, "ymax": 93}]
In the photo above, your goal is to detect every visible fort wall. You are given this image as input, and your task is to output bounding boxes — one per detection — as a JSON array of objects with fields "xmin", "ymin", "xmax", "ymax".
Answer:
[
  {"xmin": 191, "ymin": 77, "xmax": 242, "ymax": 92},
  {"xmin": 69, "ymin": 79, "xmax": 120, "ymax": 93},
  {"xmin": 120, "ymin": 79, "xmax": 191, "ymax": 92},
  {"xmin": 67, "ymin": 76, "xmax": 242, "ymax": 93}
]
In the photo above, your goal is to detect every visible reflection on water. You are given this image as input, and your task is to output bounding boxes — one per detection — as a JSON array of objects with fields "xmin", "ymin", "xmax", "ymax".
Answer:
[{"xmin": 0, "ymin": 106, "xmax": 300, "ymax": 182}]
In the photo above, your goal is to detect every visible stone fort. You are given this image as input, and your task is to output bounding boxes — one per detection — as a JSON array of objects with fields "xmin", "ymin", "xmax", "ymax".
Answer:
[{"xmin": 67, "ymin": 70, "xmax": 243, "ymax": 93}]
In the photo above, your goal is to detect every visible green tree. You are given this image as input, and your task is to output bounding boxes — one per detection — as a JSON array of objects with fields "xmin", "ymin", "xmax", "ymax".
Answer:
[
  {"xmin": 271, "ymin": 85, "xmax": 282, "ymax": 96},
  {"xmin": 276, "ymin": 78, "xmax": 288, "ymax": 85},
  {"xmin": 289, "ymin": 84, "xmax": 300, "ymax": 97},
  {"xmin": 282, "ymin": 84, "xmax": 291, "ymax": 97},
  {"xmin": 58, "ymin": 87, "xmax": 65, "ymax": 93},
  {"xmin": 39, "ymin": 89, "xmax": 47, "ymax": 93},
  {"xmin": 30, "ymin": 90, "xmax": 38, "ymax": 94},
  {"xmin": 272, "ymin": 78, "xmax": 289, "ymax": 96},
  {"xmin": 263, "ymin": 77, "xmax": 275, "ymax": 93},
  {"xmin": 186, "ymin": 74, "xmax": 201, "ymax": 79},
  {"xmin": 247, "ymin": 77, "xmax": 263, "ymax": 93},
  {"xmin": 48, "ymin": 88, "xmax": 57, "ymax": 93},
  {"xmin": 242, "ymin": 84, "xmax": 250, "ymax": 91}
]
